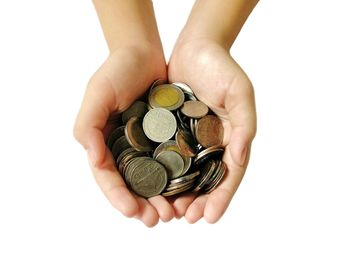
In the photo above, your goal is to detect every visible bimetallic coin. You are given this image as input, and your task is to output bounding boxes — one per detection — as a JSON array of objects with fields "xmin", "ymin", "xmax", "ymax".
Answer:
[
  {"xmin": 155, "ymin": 150, "xmax": 184, "ymax": 180},
  {"xmin": 122, "ymin": 101, "xmax": 148, "ymax": 124},
  {"xmin": 148, "ymin": 84, "xmax": 185, "ymax": 111},
  {"xmin": 125, "ymin": 117, "xmax": 153, "ymax": 152},
  {"xmin": 143, "ymin": 108, "xmax": 177, "ymax": 143},
  {"xmin": 175, "ymin": 129, "xmax": 197, "ymax": 157},
  {"xmin": 180, "ymin": 101, "xmax": 209, "ymax": 119},
  {"xmin": 153, "ymin": 140, "xmax": 192, "ymax": 175},
  {"xmin": 128, "ymin": 157, "xmax": 167, "ymax": 198},
  {"xmin": 106, "ymin": 126, "xmax": 125, "ymax": 150},
  {"xmin": 195, "ymin": 115, "xmax": 224, "ymax": 148}
]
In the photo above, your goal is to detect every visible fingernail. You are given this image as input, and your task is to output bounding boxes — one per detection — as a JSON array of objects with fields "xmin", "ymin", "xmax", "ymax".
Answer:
[{"xmin": 239, "ymin": 146, "xmax": 248, "ymax": 166}]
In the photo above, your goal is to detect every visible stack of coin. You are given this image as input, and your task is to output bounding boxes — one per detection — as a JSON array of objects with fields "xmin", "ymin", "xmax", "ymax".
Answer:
[{"xmin": 106, "ymin": 81, "xmax": 226, "ymax": 198}]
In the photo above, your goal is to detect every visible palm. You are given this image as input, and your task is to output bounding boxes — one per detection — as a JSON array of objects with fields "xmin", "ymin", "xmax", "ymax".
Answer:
[
  {"xmin": 75, "ymin": 48, "xmax": 175, "ymax": 226},
  {"xmin": 168, "ymin": 40, "xmax": 257, "ymax": 223}
]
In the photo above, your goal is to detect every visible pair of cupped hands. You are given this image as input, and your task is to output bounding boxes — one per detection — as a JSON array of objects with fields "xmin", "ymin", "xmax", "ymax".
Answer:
[{"xmin": 74, "ymin": 37, "xmax": 257, "ymax": 227}]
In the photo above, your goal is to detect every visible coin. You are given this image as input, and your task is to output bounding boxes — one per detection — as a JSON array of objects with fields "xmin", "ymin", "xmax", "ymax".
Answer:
[
  {"xmin": 203, "ymin": 161, "xmax": 227, "ymax": 193},
  {"xmin": 162, "ymin": 182, "xmax": 194, "ymax": 197},
  {"xmin": 128, "ymin": 157, "xmax": 167, "ymax": 198},
  {"xmin": 143, "ymin": 108, "xmax": 177, "ymax": 143},
  {"xmin": 155, "ymin": 150, "xmax": 184, "ymax": 180},
  {"xmin": 192, "ymin": 159, "xmax": 217, "ymax": 192},
  {"xmin": 106, "ymin": 126, "xmax": 125, "ymax": 150},
  {"xmin": 125, "ymin": 117, "xmax": 153, "ymax": 152},
  {"xmin": 111, "ymin": 135, "xmax": 131, "ymax": 159},
  {"xmin": 194, "ymin": 145, "xmax": 224, "ymax": 165},
  {"xmin": 195, "ymin": 115, "xmax": 224, "ymax": 148},
  {"xmin": 122, "ymin": 101, "xmax": 148, "ymax": 124},
  {"xmin": 175, "ymin": 129, "xmax": 197, "ymax": 157},
  {"xmin": 168, "ymin": 171, "xmax": 200, "ymax": 185},
  {"xmin": 172, "ymin": 82, "xmax": 194, "ymax": 94},
  {"xmin": 153, "ymin": 140, "xmax": 192, "ymax": 175},
  {"xmin": 180, "ymin": 101, "xmax": 209, "ymax": 119},
  {"xmin": 148, "ymin": 84, "xmax": 185, "ymax": 111}
]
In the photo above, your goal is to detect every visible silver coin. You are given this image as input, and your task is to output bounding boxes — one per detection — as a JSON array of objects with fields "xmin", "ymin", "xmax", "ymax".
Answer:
[
  {"xmin": 155, "ymin": 150, "xmax": 184, "ymax": 180},
  {"xmin": 111, "ymin": 136, "xmax": 131, "ymax": 159},
  {"xmin": 168, "ymin": 171, "xmax": 200, "ymax": 185},
  {"xmin": 142, "ymin": 108, "xmax": 177, "ymax": 143},
  {"xmin": 162, "ymin": 182, "xmax": 194, "ymax": 197},
  {"xmin": 172, "ymin": 82, "xmax": 194, "ymax": 95},
  {"xmin": 106, "ymin": 126, "xmax": 125, "ymax": 150},
  {"xmin": 194, "ymin": 145, "xmax": 224, "ymax": 165},
  {"xmin": 153, "ymin": 140, "xmax": 192, "ymax": 175}
]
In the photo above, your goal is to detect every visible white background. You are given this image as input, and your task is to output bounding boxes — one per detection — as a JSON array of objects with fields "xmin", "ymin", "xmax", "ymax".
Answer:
[{"xmin": 0, "ymin": 0, "xmax": 349, "ymax": 262}]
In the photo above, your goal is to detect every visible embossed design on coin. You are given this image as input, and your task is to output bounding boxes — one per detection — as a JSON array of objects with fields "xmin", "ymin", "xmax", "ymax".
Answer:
[
  {"xmin": 143, "ymin": 108, "xmax": 177, "ymax": 143},
  {"xmin": 195, "ymin": 115, "xmax": 224, "ymax": 148},
  {"xmin": 128, "ymin": 157, "xmax": 167, "ymax": 198}
]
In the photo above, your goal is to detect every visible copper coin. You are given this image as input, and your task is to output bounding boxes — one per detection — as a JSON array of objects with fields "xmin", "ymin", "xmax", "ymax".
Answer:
[
  {"xmin": 175, "ymin": 129, "xmax": 197, "ymax": 157},
  {"xmin": 180, "ymin": 101, "xmax": 209, "ymax": 119},
  {"xmin": 125, "ymin": 117, "xmax": 153, "ymax": 152},
  {"xmin": 195, "ymin": 115, "xmax": 224, "ymax": 148},
  {"xmin": 122, "ymin": 101, "xmax": 148, "ymax": 124}
]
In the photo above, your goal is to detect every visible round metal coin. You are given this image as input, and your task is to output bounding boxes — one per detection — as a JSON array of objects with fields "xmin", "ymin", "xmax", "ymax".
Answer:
[
  {"xmin": 148, "ymin": 84, "xmax": 185, "ymax": 111},
  {"xmin": 122, "ymin": 101, "xmax": 148, "ymax": 124},
  {"xmin": 155, "ymin": 150, "xmax": 184, "ymax": 180},
  {"xmin": 195, "ymin": 115, "xmax": 224, "ymax": 148},
  {"xmin": 180, "ymin": 101, "xmax": 209, "ymax": 119},
  {"xmin": 125, "ymin": 116, "xmax": 153, "ymax": 152},
  {"xmin": 143, "ymin": 108, "xmax": 177, "ymax": 143}
]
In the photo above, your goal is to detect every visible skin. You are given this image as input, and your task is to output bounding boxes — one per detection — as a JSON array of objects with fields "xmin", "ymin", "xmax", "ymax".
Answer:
[{"xmin": 74, "ymin": 0, "xmax": 258, "ymax": 226}]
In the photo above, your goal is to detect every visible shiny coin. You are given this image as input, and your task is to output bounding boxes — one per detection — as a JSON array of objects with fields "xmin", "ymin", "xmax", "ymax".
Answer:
[
  {"xmin": 148, "ymin": 84, "xmax": 185, "ymax": 111},
  {"xmin": 175, "ymin": 129, "xmax": 197, "ymax": 157},
  {"xmin": 176, "ymin": 109, "xmax": 190, "ymax": 130},
  {"xmin": 125, "ymin": 116, "xmax": 153, "ymax": 152},
  {"xmin": 122, "ymin": 101, "xmax": 148, "ymax": 124},
  {"xmin": 180, "ymin": 101, "xmax": 209, "ymax": 119},
  {"xmin": 172, "ymin": 82, "xmax": 194, "ymax": 94},
  {"xmin": 165, "ymin": 179, "xmax": 195, "ymax": 192},
  {"xmin": 106, "ymin": 126, "xmax": 125, "ymax": 150},
  {"xmin": 143, "ymin": 108, "xmax": 177, "ymax": 143},
  {"xmin": 128, "ymin": 157, "xmax": 167, "ymax": 198},
  {"xmin": 162, "ymin": 182, "xmax": 194, "ymax": 197},
  {"xmin": 194, "ymin": 145, "xmax": 224, "ymax": 165},
  {"xmin": 155, "ymin": 150, "xmax": 184, "ymax": 180},
  {"xmin": 111, "ymin": 136, "xmax": 131, "ymax": 159},
  {"xmin": 195, "ymin": 115, "xmax": 224, "ymax": 148},
  {"xmin": 192, "ymin": 160, "xmax": 217, "ymax": 192},
  {"xmin": 168, "ymin": 171, "xmax": 200, "ymax": 185},
  {"xmin": 204, "ymin": 161, "xmax": 227, "ymax": 193},
  {"xmin": 153, "ymin": 140, "xmax": 192, "ymax": 175}
]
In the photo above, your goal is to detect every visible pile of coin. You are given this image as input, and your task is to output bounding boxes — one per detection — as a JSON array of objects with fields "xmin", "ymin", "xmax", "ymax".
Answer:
[{"xmin": 106, "ymin": 80, "xmax": 226, "ymax": 198}]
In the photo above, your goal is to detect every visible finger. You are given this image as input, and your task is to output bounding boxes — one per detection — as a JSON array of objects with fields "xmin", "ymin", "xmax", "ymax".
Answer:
[
  {"xmin": 148, "ymin": 195, "xmax": 175, "ymax": 222},
  {"xmin": 185, "ymin": 194, "xmax": 208, "ymax": 224},
  {"xmin": 203, "ymin": 148, "xmax": 250, "ymax": 223},
  {"xmin": 74, "ymin": 75, "xmax": 116, "ymax": 166},
  {"xmin": 172, "ymin": 193, "xmax": 197, "ymax": 219},
  {"xmin": 134, "ymin": 196, "xmax": 160, "ymax": 227},
  {"xmin": 90, "ymin": 149, "xmax": 139, "ymax": 218}
]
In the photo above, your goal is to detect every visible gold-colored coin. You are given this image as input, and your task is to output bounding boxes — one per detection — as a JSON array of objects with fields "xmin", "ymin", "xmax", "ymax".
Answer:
[{"xmin": 148, "ymin": 84, "xmax": 185, "ymax": 111}]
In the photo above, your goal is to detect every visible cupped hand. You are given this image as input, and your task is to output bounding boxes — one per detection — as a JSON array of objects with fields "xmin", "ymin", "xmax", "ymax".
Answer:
[
  {"xmin": 168, "ymin": 39, "xmax": 257, "ymax": 223},
  {"xmin": 74, "ymin": 46, "xmax": 175, "ymax": 227}
]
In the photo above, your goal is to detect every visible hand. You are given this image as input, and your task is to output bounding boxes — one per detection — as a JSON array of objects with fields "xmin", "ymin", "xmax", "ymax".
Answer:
[
  {"xmin": 74, "ymin": 46, "xmax": 175, "ymax": 227},
  {"xmin": 168, "ymin": 38, "xmax": 257, "ymax": 223}
]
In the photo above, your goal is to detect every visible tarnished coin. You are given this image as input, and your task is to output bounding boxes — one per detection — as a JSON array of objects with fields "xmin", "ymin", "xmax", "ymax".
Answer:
[
  {"xmin": 194, "ymin": 145, "xmax": 224, "ymax": 165},
  {"xmin": 143, "ymin": 108, "xmax": 177, "ymax": 143},
  {"xmin": 153, "ymin": 140, "xmax": 192, "ymax": 175},
  {"xmin": 195, "ymin": 115, "xmax": 224, "ymax": 148},
  {"xmin": 175, "ymin": 129, "xmax": 197, "ymax": 157},
  {"xmin": 128, "ymin": 157, "xmax": 167, "ymax": 198},
  {"xmin": 176, "ymin": 109, "xmax": 190, "ymax": 130},
  {"xmin": 148, "ymin": 84, "xmax": 185, "ymax": 111},
  {"xmin": 168, "ymin": 171, "xmax": 200, "ymax": 185},
  {"xmin": 116, "ymin": 147, "xmax": 136, "ymax": 166},
  {"xmin": 122, "ymin": 101, "xmax": 148, "ymax": 124},
  {"xmin": 125, "ymin": 117, "xmax": 153, "ymax": 152},
  {"xmin": 111, "ymin": 136, "xmax": 131, "ymax": 159},
  {"xmin": 119, "ymin": 151, "xmax": 149, "ymax": 176},
  {"xmin": 106, "ymin": 126, "xmax": 125, "ymax": 150},
  {"xmin": 155, "ymin": 150, "xmax": 184, "ymax": 180},
  {"xmin": 180, "ymin": 101, "xmax": 209, "ymax": 119}
]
